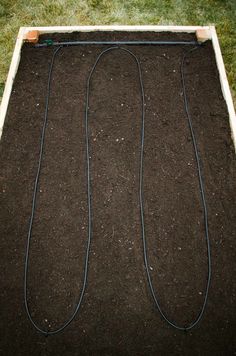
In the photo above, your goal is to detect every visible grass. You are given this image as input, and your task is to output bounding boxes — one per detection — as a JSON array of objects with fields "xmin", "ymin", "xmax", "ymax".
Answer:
[{"xmin": 0, "ymin": 0, "xmax": 235, "ymax": 104}]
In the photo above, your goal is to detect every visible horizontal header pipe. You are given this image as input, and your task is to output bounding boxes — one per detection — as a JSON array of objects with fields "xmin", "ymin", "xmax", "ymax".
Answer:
[{"xmin": 34, "ymin": 40, "xmax": 200, "ymax": 48}]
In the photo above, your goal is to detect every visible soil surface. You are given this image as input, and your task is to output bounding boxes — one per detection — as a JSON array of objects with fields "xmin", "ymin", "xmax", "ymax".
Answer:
[{"xmin": 1, "ymin": 31, "xmax": 236, "ymax": 356}]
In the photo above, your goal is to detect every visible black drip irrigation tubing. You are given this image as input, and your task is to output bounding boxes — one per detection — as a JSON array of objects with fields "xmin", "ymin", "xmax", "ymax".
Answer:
[
  {"xmin": 35, "ymin": 40, "xmax": 200, "ymax": 48},
  {"xmin": 24, "ymin": 42, "xmax": 211, "ymax": 336}
]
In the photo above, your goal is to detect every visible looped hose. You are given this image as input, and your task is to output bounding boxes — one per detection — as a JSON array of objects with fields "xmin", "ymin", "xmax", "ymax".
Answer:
[
  {"xmin": 24, "ymin": 44, "xmax": 211, "ymax": 335},
  {"xmin": 24, "ymin": 46, "xmax": 92, "ymax": 336}
]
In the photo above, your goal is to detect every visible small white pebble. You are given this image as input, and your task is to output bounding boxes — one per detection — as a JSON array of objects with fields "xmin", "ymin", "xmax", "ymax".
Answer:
[
  {"xmin": 121, "ymin": 137, "xmax": 124, "ymax": 141},
  {"xmin": 149, "ymin": 266, "xmax": 153, "ymax": 271},
  {"xmin": 121, "ymin": 103, "xmax": 124, "ymax": 106},
  {"xmin": 116, "ymin": 138, "xmax": 119, "ymax": 142},
  {"xmin": 36, "ymin": 103, "xmax": 39, "ymax": 106}
]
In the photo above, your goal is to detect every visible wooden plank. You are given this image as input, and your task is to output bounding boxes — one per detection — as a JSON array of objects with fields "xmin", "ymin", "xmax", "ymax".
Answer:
[
  {"xmin": 21, "ymin": 25, "xmax": 210, "ymax": 36},
  {"xmin": 210, "ymin": 25, "xmax": 236, "ymax": 149},
  {"xmin": 0, "ymin": 27, "xmax": 25, "ymax": 138}
]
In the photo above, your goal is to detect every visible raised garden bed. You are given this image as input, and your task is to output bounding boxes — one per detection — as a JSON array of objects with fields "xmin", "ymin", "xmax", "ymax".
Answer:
[{"xmin": 0, "ymin": 26, "xmax": 236, "ymax": 355}]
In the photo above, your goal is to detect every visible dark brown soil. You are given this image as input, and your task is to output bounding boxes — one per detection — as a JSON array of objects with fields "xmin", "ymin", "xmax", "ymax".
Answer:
[{"xmin": 0, "ymin": 31, "xmax": 236, "ymax": 356}]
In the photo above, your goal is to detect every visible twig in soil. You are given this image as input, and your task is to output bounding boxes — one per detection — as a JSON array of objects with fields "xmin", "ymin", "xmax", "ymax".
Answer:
[
  {"xmin": 119, "ymin": 174, "xmax": 129, "ymax": 181},
  {"xmin": 111, "ymin": 226, "xmax": 115, "ymax": 239}
]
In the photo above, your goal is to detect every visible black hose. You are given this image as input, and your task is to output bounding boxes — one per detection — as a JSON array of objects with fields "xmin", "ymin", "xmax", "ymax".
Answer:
[
  {"xmin": 24, "ymin": 46, "xmax": 92, "ymax": 335},
  {"xmin": 35, "ymin": 40, "xmax": 200, "ymax": 48},
  {"xmin": 139, "ymin": 45, "xmax": 211, "ymax": 331}
]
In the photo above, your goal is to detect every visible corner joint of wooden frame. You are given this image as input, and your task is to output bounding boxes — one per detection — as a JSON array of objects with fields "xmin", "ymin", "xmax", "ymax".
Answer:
[
  {"xmin": 24, "ymin": 30, "xmax": 39, "ymax": 44},
  {"xmin": 196, "ymin": 28, "xmax": 211, "ymax": 43}
]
